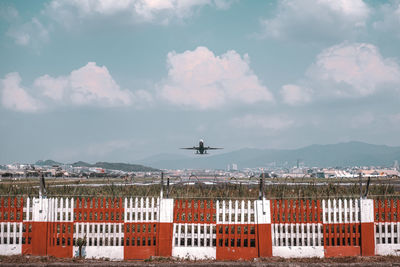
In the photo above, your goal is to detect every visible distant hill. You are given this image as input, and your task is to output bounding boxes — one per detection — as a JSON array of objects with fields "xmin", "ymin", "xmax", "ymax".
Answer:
[
  {"xmin": 71, "ymin": 161, "xmax": 92, "ymax": 167},
  {"xmin": 138, "ymin": 141, "xmax": 400, "ymax": 169},
  {"xmin": 71, "ymin": 161, "xmax": 159, "ymax": 172},
  {"xmin": 35, "ymin": 159, "xmax": 62, "ymax": 166}
]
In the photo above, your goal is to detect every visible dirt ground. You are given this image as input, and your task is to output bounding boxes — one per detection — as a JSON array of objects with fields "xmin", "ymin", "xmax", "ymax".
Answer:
[{"xmin": 1, "ymin": 255, "xmax": 400, "ymax": 267}]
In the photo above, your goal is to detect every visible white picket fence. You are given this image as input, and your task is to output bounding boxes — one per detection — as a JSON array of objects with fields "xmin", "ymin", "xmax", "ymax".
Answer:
[
  {"xmin": 375, "ymin": 221, "xmax": 400, "ymax": 255},
  {"xmin": 48, "ymin": 198, "xmax": 74, "ymax": 222},
  {"xmin": 322, "ymin": 198, "xmax": 360, "ymax": 224},
  {"xmin": 0, "ymin": 222, "xmax": 23, "ymax": 255},
  {"xmin": 216, "ymin": 200, "xmax": 256, "ymax": 224},
  {"xmin": 124, "ymin": 197, "xmax": 159, "ymax": 222},
  {"xmin": 272, "ymin": 223, "xmax": 323, "ymax": 247},
  {"xmin": 23, "ymin": 197, "xmax": 74, "ymax": 222}
]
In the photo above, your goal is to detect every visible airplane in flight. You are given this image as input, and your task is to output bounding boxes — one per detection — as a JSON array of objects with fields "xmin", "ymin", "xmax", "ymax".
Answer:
[{"xmin": 181, "ymin": 139, "xmax": 223, "ymax": 154}]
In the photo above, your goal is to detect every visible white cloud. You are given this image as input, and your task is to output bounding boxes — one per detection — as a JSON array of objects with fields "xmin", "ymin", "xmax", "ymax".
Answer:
[
  {"xmin": 260, "ymin": 0, "xmax": 369, "ymax": 42},
  {"xmin": 280, "ymin": 84, "xmax": 312, "ymax": 105},
  {"xmin": 306, "ymin": 42, "xmax": 400, "ymax": 97},
  {"xmin": 133, "ymin": 0, "xmax": 210, "ymax": 20},
  {"xmin": 131, "ymin": 89, "xmax": 154, "ymax": 108},
  {"xmin": 1, "ymin": 73, "xmax": 41, "ymax": 112},
  {"xmin": 69, "ymin": 62, "xmax": 133, "ymax": 106},
  {"xmin": 230, "ymin": 114, "xmax": 294, "ymax": 131},
  {"xmin": 6, "ymin": 0, "xmax": 234, "ymax": 46},
  {"xmin": 7, "ymin": 17, "xmax": 49, "ymax": 46},
  {"xmin": 34, "ymin": 75, "xmax": 68, "ymax": 101},
  {"xmin": 212, "ymin": 0, "xmax": 232, "ymax": 10},
  {"xmin": 159, "ymin": 46, "xmax": 274, "ymax": 109},
  {"xmin": 34, "ymin": 62, "xmax": 135, "ymax": 107},
  {"xmin": 2, "ymin": 62, "xmax": 152, "ymax": 112},
  {"xmin": 373, "ymin": 1, "xmax": 400, "ymax": 38},
  {"xmin": 279, "ymin": 42, "xmax": 400, "ymax": 104},
  {"xmin": 45, "ymin": 0, "xmax": 232, "ymax": 24},
  {"xmin": 0, "ymin": 6, "xmax": 19, "ymax": 21}
]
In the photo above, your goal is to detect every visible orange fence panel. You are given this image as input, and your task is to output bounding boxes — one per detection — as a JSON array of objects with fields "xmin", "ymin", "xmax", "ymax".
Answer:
[
  {"xmin": 271, "ymin": 199, "xmax": 322, "ymax": 224},
  {"xmin": 0, "ymin": 197, "xmax": 24, "ymax": 222},
  {"xmin": 47, "ymin": 222, "xmax": 73, "ymax": 258},
  {"xmin": 124, "ymin": 222, "xmax": 157, "ymax": 259},
  {"xmin": 174, "ymin": 199, "xmax": 215, "ymax": 224},
  {"xmin": 216, "ymin": 223, "xmax": 257, "ymax": 260},
  {"xmin": 74, "ymin": 198, "xmax": 123, "ymax": 223}
]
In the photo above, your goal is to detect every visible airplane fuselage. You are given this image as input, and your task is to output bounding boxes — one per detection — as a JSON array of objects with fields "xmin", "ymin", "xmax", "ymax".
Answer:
[
  {"xmin": 197, "ymin": 140, "xmax": 205, "ymax": 154},
  {"xmin": 180, "ymin": 139, "xmax": 222, "ymax": 154}
]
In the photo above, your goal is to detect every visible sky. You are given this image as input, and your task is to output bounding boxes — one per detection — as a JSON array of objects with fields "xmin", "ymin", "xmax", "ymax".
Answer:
[{"xmin": 1, "ymin": 0, "xmax": 400, "ymax": 164}]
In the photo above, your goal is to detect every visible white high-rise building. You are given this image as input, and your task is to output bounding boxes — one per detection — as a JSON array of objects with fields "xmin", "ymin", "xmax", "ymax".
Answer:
[{"xmin": 231, "ymin": 163, "xmax": 238, "ymax": 171}]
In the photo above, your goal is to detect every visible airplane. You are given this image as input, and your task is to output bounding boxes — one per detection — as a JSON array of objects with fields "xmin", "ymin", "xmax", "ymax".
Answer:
[{"xmin": 181, "ymin": 139, "xmax": 223, "ymax": 154}]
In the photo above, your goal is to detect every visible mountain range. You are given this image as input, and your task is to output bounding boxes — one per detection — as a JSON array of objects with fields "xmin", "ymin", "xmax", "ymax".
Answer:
[
  {"xmin": 35, "ymin": 160, "xmax": 158, "ymax": 172},
  {"xmin": 71, "ymin": 161, "xmax": 159, "ymax": 172},
  {"xmin": 34, "ymin": 142, "xmax": 400, "ymax": 171},
  {"xmin": 136, "ymin": 141, "xmax": 400, "ymax": 169}
]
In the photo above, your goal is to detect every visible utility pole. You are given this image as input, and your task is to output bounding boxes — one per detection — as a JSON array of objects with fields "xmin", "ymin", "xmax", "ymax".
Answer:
[
  {"xmin": 359, "ymin": 172, "xmax": 362, "ymax": 199},
  {"xmin": 39, "ymin": 174, "xmax": 47, "ymax": 198},
  {"xmin": 167, "ymin": 177, "xmax": 170, "ymax": 198},
  {"xmin": 259, "ymin": 171, "xmax": 264, "ymax": 200},
  {"xmin": 160, "ymin": 171, "xmax": 164, "ymax": 199},
  {"xmin": 363, "ymin": 176, "xmax": 371, "ymax": 199}
]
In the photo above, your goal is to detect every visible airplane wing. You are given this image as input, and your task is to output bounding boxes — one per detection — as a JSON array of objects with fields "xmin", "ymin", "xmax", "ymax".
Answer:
[
  {"xmin": 205, "ymin": 147, "xmax": 223, "ymax": 150},
  {"xmin": 180, "ymin": 147, "xmax": 199, "ymax": 150}
]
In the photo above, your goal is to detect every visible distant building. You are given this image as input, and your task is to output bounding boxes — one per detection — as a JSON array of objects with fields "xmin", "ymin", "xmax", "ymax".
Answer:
[
  {"xmin": 394, "ymin": 160, "xmax": 399, "ymax": 171},
  {"xmin": 226, "ymin": 163, "xmax": 238, "ymax": 171},
  {"xmin": 231, "ymin": 163, "xmax": 238, "ymax": 171}
]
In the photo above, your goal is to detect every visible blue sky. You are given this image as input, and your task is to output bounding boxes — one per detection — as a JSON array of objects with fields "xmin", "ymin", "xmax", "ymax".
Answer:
[{"xmin": 1, "ymin": 0, "xmax": 400, "ymax": 164}]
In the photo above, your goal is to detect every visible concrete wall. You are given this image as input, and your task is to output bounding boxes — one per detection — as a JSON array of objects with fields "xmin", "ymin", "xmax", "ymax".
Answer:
[
  {"xmin": 376, "ymin": 244, "xmax": 400, "ymax": 256},
  {"xmin": 0, "ymin": 244, "xmax": 22, "ymax": 255},
  {"xmin": 273, "ymin": 246, "xmax": 324, "ymax": 258},
  {"xmin": 172, "ymin": 247, "xmax": 216, "ymax": 259},
  {"xmin": 73, "ymin": 246, "xmax": 124, "ymax": 260}
]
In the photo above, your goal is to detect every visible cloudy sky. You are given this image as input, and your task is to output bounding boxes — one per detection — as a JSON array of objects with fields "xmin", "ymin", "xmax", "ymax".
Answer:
[{"xmin": 1, "ymin": 0, "xmax": 400, "ymax": 164}]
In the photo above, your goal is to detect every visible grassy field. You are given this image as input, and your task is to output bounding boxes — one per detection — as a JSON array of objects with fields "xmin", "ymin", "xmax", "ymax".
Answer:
[{"xmin": 0, "ymin": 176, "xmax": 398, "ymax": 199}]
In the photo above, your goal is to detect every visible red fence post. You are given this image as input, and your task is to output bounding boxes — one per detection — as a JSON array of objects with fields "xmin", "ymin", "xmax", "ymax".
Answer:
[
  {"xmin": 360, "ymin": 198, "xmax": 375, "ymax": 256},
  {"xmin": 157, "ymin": 198, "xmax": 174, "ymax": 257},
  {"xmin": 256, "ymin": 198, "xmax": 272, "ymax": 257},
  {"xmin": 28, "ymin": 197, "xmax": 49, "ymax": 256}
]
